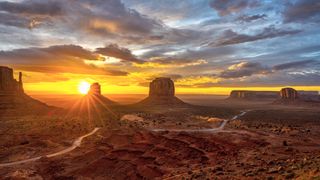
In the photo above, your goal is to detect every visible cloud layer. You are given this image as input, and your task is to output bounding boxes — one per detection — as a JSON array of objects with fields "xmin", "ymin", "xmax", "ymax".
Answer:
[{"xmin": 0, "ymin": 0, "xmax": 319, "ymax": 92}]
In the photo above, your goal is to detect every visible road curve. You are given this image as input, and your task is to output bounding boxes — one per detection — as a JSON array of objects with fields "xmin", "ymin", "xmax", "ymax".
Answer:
[
  {"xmin": 150, "ymin": 110, "xmax": 250, "ymax": 133},
  {"xmin": 0, "ymin": 128, "xmax": 100, "ymax": 167}
]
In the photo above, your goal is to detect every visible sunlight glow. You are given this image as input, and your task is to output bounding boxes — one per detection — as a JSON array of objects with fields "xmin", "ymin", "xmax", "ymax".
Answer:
[{"xmin": 78, "ymin": 81, "xmax": 90, "ymax": 95}]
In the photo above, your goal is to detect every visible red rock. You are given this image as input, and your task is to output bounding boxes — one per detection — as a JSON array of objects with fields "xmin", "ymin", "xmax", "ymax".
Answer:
[
  {"xmin": 149, "ymin": 77, "xmax": 175, "ymax": 97},
  {"xmin": 280, "ymin": 88, "xmax": 298, "ymax": 100}
]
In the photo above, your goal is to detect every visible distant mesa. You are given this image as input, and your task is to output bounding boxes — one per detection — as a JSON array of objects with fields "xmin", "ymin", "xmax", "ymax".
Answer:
[
  {"xmin": 229, "ymin": 90, "xmax": 279, "ymax": 101},
  {"xmin": 137, "ymin": 77, "xmax": 186, "ymax": 106},
  {"xmin": 0, "ymin": 66, "xmax": 52, "ymax": 114},
  {"xmin": 275, "ymin": 87, "xmax": 320, "ymax": 105},
  {"xmin": 228, "ymin": 86, "xmax": 320, "ymax": 105},
  {"xmin": 280, "ymin": 87, "xmax": 298, "ymax": 100}
]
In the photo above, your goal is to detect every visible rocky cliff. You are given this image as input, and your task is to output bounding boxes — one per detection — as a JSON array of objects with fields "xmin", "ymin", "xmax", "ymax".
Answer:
[{"xmin": 138, "ymin": 77, "xmax": 186, "ymax": 106}]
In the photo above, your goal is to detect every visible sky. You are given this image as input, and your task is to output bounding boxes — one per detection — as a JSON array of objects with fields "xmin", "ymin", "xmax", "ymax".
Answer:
[{"xmin": 0, "ymin": 0, "xmax": 320, "ymax": 95}]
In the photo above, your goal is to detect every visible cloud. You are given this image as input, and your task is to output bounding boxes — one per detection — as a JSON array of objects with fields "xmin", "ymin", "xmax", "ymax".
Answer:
[
  {"xmin": 135, "ymin": 58, "xmax": 207, "ymax": 68},
  {"xmin": 0, "ymin": 12, "xmax": 30, "ymax": 28},
  {"xmin": 236, "ymin": 14, "xmax": 267, "ymax": 23},
  {"xmin": 0, "ymin": 45, "xmax": 102, "ymax": 62},
  {"xmin": 273, "ymin": 60, "xmax": 318, "ymax": 71},
  {"xmin": 211, "ymin": 26, "xmax": 301, "ymax": 47},
  {"xmin": 0, "ymin": 0, "xmax": 164, "ymax": 38},
  {"xmin": 218, "ymin": 60, "xmax": 320, "ymax": 79},
  {"xmin": 283, "ymin": 0, "xmax": 320, "ymax": 23},
  {"xmin": 0, "ymin": 45, "xmax": 128, "ymax": 76},
  {"xmin": 0, "ymin": 0, "xmax": 63, "ymax": 16},
  {"xmin": 209, "ymin": 0, "xmax": 259, "ymax": 16},
  {"xmin": 68, "ymin": 0, "xmax": 164, "ymax": 40},
  {"xmin": 95, "ymin": 44, "xmax": 144, "ymax": 63},
  {"xmin": 219, "ymin": 61, "xmax": 270, "ymax": 78}
]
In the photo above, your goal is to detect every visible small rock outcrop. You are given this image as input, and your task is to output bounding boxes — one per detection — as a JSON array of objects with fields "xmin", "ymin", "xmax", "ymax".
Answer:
[
  {"xmin": 229, "ymin": 90, "xmax": 279, "ymax": 101},
  {"xmin": 280, "ymin": 88, "xmax": 298, "ymax": 100},
  {"xmin": 137, "ymin": 77, "xmax": 186, "ymax": 106}
]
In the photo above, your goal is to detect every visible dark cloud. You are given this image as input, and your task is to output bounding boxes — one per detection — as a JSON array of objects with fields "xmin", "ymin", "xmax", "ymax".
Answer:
[
  {"xmin": 273, "ymin": 60, "xmax": 318, "ymax": 71},
  {"xmin": 0, "ymin": 45, "xmax": 128, "ymax": 76},
  {"xmin": 209, "ymin": 0, "xmax": 259, "ymax": 16},
  {"xmin": 0, "ymin": 0, "xmax": 164, "ymax": 38},
  {"xmin": 0, "ymin": 0, "xmax": 63, "ymax": 16},
  {"xmin": 211, "ymin": 26, "xmax": 301, "ymax": 47},
  {"xmin": 219, "ymin": 62, "xmax": 270, "ymax": 78},
  {"xmin": 283, "ymin": 0, "xmax": 320, "ymax": 23},
  {"xmin": 95, "ymin": 44, "xmax": 144, "ymax": 63},
  {"xmin": 0, "ymin": 45, "xmax": 101, "ymax": 63},
  {"xmin": 0, "ymin": 12, "xmax": 30, "ymax": 28},
  {"xmin": 74, "ymin": 0, "xmax": 163, "ymax": 37},
  {"xmin": 236, "ymin": 14, "xmax": 267, "ymax": 22}
]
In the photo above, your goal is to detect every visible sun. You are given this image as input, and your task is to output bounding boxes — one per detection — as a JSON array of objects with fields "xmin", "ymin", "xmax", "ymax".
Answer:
[{"xmin": 78, "ymin": 81, "xmax": 90, "ymax": 95}]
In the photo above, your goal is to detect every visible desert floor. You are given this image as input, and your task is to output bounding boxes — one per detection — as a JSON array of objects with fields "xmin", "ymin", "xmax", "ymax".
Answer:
[{"xmin": 0, "ymin": 96, "xmax": 320, "ymax": 179}]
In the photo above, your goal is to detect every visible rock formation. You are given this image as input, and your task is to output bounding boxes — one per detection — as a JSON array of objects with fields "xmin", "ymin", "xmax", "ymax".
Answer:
[
  {"xmin": 274, "ymin": 87, "xmax": 320, "ymax": 105},
  {"xmin": 229, "ymin": 90, "xmax": 279, "ymax": 101},
  {"xmin": 0, "ymin": 66, "xmax": 52, "ymax": 114},
  {"xmin": 89, "ymin": 82, "xmax": 101, "ymax": 95},
  {"xmin": 149, "ymin": 78, "xmax": 175, "ymax": 97},
  {"xmin": 69, "ymin": 82, "xmax": 117, "ymax": 119},
  {"xmin": 280, "ymin": 88, "xmax": 298, "ymax": 100},
  {"xmin": 137, "ymin": 77, "xmax": 186, "ymax": 106},
  {"xmin": 0, "ymin": 66, "xmax": 24, "ymax": 94}
]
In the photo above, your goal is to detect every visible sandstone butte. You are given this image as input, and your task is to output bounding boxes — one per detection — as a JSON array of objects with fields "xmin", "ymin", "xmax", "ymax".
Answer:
[{"xmin": 138, "ymin": 77, "xmax": 186, "ymax": 106}]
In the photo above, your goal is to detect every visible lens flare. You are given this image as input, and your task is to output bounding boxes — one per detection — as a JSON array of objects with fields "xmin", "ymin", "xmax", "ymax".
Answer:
[{"xmin": 78, "ymin": 81, "xmax": 90, "ymax": 95}]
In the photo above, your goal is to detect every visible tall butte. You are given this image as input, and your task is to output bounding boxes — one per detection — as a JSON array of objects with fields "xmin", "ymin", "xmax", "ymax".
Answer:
[
  {"xmin": 0, "ymin": 66, "xmax": 24, "ymax": 94},
  {"xmin": 138, "ymin": 77, "xmax": 186, "ymax": 106},
  {"xmin": 0, "ymin": 66, "xmax": 51, "ymax": 113}
]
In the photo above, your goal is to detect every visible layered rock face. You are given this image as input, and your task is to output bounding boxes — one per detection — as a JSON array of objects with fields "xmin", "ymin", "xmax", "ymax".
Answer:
[
  {"xmin": 149, "ymin": 78, "xmax": 175, "ymax": 97},
  {"xmin": 138, "ymin": 77, "xmax": 186, "ymax": 106},
  {"xmin": 280, "ymin": 88, "xmax": 298, "ymax": 100},
  {"xmin": 0, "ymin": 66, "xmax": 23, "ymax": 94},
  {"xmin": 229, "ymin": 90, "xmax": 279, "ymax": 100}
]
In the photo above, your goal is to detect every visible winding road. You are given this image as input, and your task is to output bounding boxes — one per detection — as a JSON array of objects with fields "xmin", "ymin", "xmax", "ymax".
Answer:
[
  {"xmin": 150, "ymin": 110, "xmax": 250, "ymax": 133},
  {"xmin": 0, "ymin": 128, "xmax": 100, "ymax": 167}
]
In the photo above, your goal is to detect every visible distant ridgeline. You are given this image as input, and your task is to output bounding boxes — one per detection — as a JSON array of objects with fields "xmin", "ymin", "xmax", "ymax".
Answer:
[
  {"xmin": 0, "ymin": 66, "xmax": 51, "ymax": 113},
  {"xmin": 228, "ymin": 88, "xmax": 320, "ymax": 102}
]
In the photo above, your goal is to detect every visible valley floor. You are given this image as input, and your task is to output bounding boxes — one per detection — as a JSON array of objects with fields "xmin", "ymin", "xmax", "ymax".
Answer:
[{"xmin": 0, "ymin": 100, "xmax": 320, "ymax": 179}]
